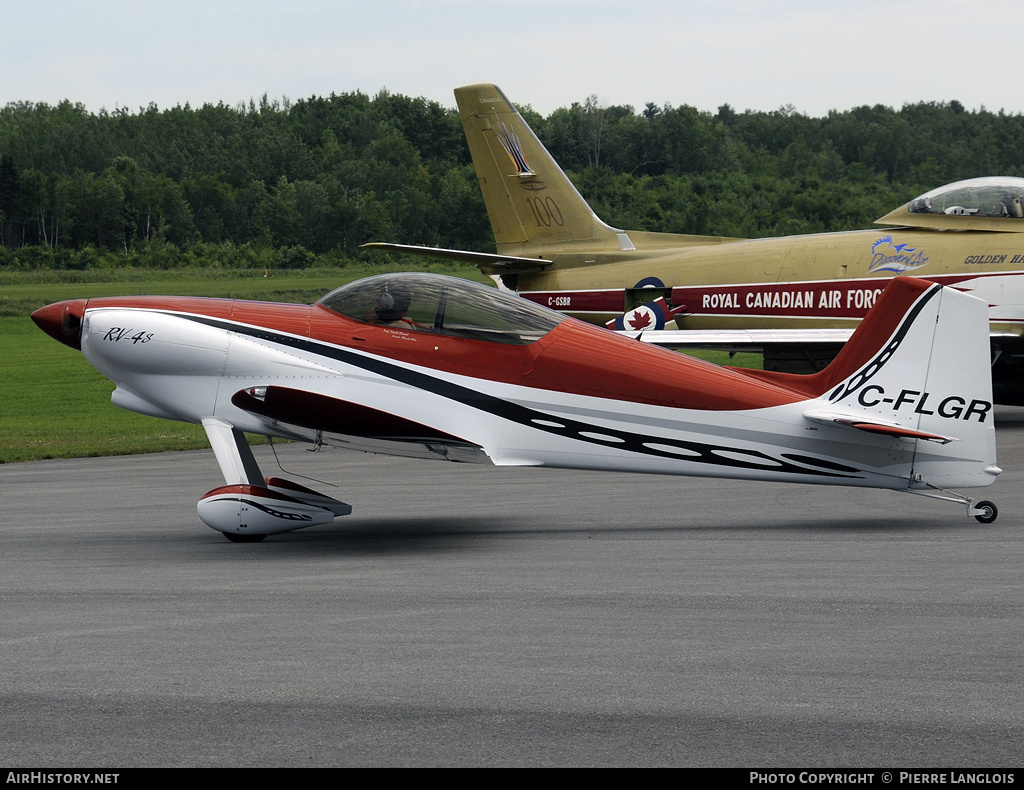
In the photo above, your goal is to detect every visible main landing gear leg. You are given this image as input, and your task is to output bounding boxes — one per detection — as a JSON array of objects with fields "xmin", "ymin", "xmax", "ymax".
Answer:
[{"xmin": 198, "ymin": 418, "xmax": 351, "ymax": 541}]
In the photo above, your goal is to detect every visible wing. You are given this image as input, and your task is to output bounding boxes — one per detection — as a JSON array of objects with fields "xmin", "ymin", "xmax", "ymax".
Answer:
[
  {"xmin": 620, "ymin": 326, "xmax": 1020, "ymax": 357},
  {"xmin": 231, "ymin": 384, "xmax": 490, "ymax": 464},
  {"xmin": 618, "ymin": 327, "xmax": 856, "ymax": 352}
]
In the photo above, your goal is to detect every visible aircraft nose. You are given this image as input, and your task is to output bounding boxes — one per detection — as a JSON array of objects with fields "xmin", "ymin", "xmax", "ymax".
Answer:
[{"xmin": 31, "ymin": 299, "xmax": 87, "ymax": 350}]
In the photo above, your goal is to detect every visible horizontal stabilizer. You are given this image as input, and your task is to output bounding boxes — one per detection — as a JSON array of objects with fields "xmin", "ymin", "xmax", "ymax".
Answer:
[
  {"xmin": 803, "ymin": 410, "xmax": 955, "ymax": 444},
  {"xmin": 361, "ymin": 242, "xmax": 551, "ymax": 273}
]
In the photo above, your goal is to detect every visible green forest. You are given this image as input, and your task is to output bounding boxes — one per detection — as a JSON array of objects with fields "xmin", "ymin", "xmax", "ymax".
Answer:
[{"xmin": 1, "ymin": 90, "xmax": 1023, "ymax": 271}]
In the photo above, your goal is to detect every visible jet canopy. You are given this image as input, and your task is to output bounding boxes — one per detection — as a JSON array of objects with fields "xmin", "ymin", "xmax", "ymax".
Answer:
[
  {"xmin": 318, "ymin": 272, "xmax": 565, "ymax": 345},
  {"xmin": 877, "ymin": 176, "xmax": 1024, "ymax": 231},
  {"xmin": 908, "ymin": 177, "xmax": 1024, "ymax": 218}
]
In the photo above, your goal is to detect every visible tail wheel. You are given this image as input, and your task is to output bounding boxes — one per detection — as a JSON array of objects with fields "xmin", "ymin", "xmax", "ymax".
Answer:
[{"xmin": 974, "ymin": 501, "xmax": 998, "ymax": 524}]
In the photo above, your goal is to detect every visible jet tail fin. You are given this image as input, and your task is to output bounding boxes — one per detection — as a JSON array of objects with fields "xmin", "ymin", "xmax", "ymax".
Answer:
[
  {"xmin": 365, "ymin": 84, "xmax": 740, "ymax": 274},
  {"xmin": 454, "ymin": 84, "xmax": 630, "ymax": 257}
]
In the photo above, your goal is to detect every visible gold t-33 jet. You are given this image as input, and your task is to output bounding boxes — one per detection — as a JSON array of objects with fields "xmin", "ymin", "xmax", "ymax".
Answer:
[{"xmin": 367, "ymin": 84, "xmax": 1024, "ymax": 405}]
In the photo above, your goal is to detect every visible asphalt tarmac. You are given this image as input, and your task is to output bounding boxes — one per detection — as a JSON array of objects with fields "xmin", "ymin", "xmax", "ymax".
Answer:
[{"xmin": 2, "ymin": 412, "xmax": 1023, "ymax": 767}]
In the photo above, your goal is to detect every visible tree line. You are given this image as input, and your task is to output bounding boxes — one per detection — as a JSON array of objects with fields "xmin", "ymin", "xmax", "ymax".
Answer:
[{"xmin": 1, "ymin": 89, "xmax": 1022, "ymax": 270}]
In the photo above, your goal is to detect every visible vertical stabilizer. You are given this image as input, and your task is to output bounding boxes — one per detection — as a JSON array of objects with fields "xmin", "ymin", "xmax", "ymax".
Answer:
[
  {"xmin": 802, "ymin": 279, "xmax": 998, "ymax": 489},
  {"xmin": 455, "ymin": 84, "xmax": 627, "ymax": 255}
]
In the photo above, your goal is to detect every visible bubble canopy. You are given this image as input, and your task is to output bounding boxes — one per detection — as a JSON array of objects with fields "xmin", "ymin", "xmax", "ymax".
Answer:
[
  {"xmin": 908, "ymin": 177, "xmax": 1024, "ymax": 218},
  {"xmin": 317, "ymin": 273, "xmax": 566, "ymax": 345},
  {"xmin": 875, "ymin": 176, "xmax": 1024, "ymax": 230}
]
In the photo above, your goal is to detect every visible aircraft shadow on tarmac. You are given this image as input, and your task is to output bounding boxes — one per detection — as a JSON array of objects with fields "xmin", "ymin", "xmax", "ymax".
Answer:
[{"xmin": 184, "ymin": 509, "xmax": 998, "ymax": 556}]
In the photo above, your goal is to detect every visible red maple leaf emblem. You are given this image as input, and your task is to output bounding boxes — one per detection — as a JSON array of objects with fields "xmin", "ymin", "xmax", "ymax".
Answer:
[{"xmin": 626, "ymin": 309, "xmax": 653, "ymax": 330}]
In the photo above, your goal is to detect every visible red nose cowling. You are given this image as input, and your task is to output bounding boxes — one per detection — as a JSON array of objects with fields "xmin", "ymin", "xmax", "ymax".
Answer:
[{"xmin": 31, "ymin": 300, "xmax": 87, "ymax": 350}]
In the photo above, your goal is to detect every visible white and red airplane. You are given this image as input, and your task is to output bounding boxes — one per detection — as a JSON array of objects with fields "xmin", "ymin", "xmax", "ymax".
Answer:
[{"xmin": 32, "ymin": 273, "xmax": 1000, "ymax": 541}]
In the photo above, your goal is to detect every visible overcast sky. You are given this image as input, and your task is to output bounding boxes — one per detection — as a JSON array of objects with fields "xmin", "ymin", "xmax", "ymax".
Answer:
[{"xmin": 6, "ymin": 0, "xmax": 1023, "ymax": 118}]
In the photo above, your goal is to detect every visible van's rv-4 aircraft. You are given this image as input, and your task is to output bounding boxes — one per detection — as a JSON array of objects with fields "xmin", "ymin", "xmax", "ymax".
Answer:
[
  {"xmin": 33, "ymin": 273, "xmax": 999, "ymax": 541},
  {"xmin": 366, "ymin": 84, "xmax": 1024, "ymax": 406}
]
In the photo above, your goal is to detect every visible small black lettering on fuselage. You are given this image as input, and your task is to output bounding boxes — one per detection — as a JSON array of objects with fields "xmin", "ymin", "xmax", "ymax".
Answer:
[
  {"xmin": 856, "ymin": 385, "xmax": 991, "ymax": 423},
  {"xmin": 102, "ymin": 327, "xmax": 153, "ymax": 344},
  {"xmin": 964, "ymin": 254, "xmax": 1008, "ymax": 265}
]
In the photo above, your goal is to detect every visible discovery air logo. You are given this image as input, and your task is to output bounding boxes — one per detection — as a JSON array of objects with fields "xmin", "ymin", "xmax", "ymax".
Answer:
[{"xmin": 868, "ymin": 235, "xmax": 930, "ymax": 274}]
